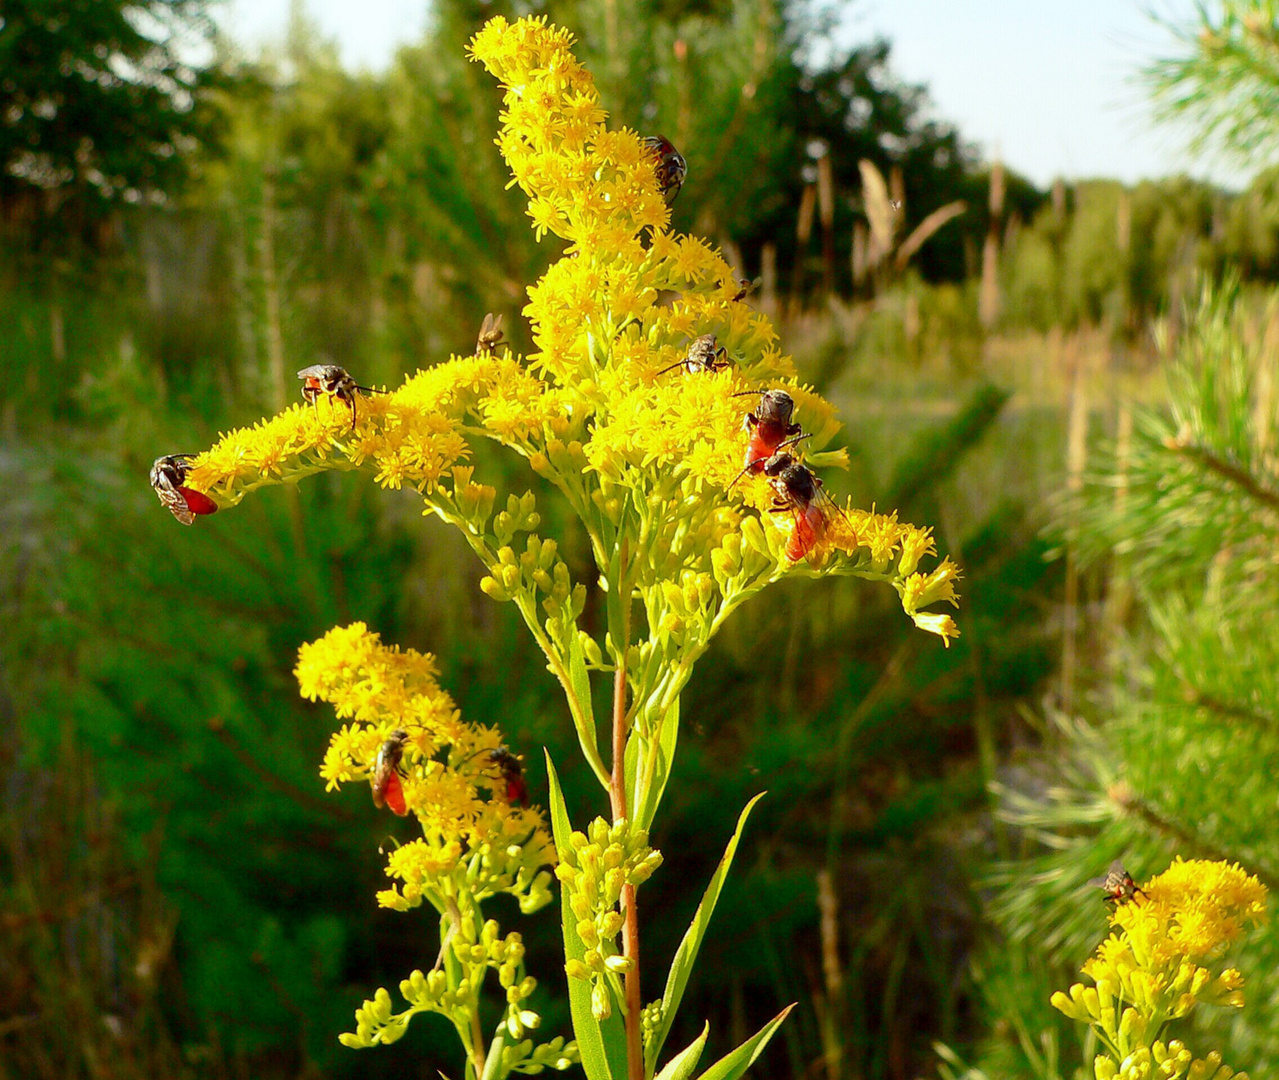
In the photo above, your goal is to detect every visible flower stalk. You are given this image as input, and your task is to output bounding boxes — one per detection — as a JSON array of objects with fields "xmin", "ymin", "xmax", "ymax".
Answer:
[{"xmin": 163, "ymin": 14, "xmax": 960, "ymax": 1079}]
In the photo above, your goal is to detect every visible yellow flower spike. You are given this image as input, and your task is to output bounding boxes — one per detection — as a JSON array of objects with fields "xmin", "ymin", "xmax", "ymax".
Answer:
[{"xmin": 1056, "ymin": 859, "xmax": 1265, "ymax": 1080}]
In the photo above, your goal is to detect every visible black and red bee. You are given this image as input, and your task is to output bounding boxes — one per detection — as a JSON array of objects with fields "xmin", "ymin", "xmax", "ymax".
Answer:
[
  {"xmin": 656, "ymin": 333, "xmax": 730, "ymax": 377},
  {"xmin": 1088, "ymin": 860, "xmax": 1147, "ymax": 905},
  {"xmin": 763, "ymin": 452, "xmax": 843, "ymax": 563},
  {"xmin": 370, "ymin": 729, "xmax": 410, "ymax": 816},
  {"xmin": 642, "ymin": 134, "xmax": 687, "ymax": 204},
  {"xmin": 488, "ymin": 747, "xmax": 530, "ymax": 807},
  {"xmin": 476, "ymin": 313, "xmax": 504, "ymax": 355},
  {"xmin": 732, "ymin": 389, "xmax": 808, "ymax": 480},
  {"xmin": 297, "ymin": 364, "xmax": 382, "ymax": 432},
  {"xmin": 150, "ymin": 454, "xmax": 218, "ymax": 525},
  {"xmin": 731, "ymin": 278, "xmax": 758, "ymax": 303}
]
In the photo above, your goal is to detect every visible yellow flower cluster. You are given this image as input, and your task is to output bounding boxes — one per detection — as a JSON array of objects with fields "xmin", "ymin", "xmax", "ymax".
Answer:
[
  {"xmin": 467, "ymin": 16, "xmax": 667, "ymax": 250},
  {"xmin": 1052, "ymin": 859, "xmax": 1267, "ymax": 1080},
  {"xmin": 299, "ymin": 623, "xmax": 554, "ymax": 912},
  {"xmin": 167, "ymin": 15, "xmax": 960, "ymax": 649}
]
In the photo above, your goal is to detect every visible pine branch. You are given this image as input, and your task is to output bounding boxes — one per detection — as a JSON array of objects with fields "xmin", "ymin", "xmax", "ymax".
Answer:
[
  {"xmin": 1180, "ymin": 682, "xmax": 1279, "ymax": 735},
  {"xmin": 1165, "ymin": 434, "xmax": 1279, "ymax": 512},
  {"xmin": 1108, "ymin": 782, "xmax": 1279, "ymax": 891}
]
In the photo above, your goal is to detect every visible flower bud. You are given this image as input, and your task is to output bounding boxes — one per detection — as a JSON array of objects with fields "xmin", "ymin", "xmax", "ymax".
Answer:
[
  {"xmin": 565, "ymin": 959, "xmax": 591, "ymax": 981},
  {"xmin": 480, "ymin": 576, "xmax": 513, "ymax": 601},
  {"xmin": 591, "ymin": 980, "xmax": 612, "ymax": 1020},
  {"xmin": 604, "ymin": 867, "xmax": 626, "ymax": 906},
  {"xmin": 629, "ymin": 850, "xmax": 663, "ymax": 885}
]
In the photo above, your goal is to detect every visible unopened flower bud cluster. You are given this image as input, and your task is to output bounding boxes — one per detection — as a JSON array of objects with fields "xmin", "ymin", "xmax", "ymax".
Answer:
[
  {"xmin": 341, "ymin": 916, "xmax": 578, "ymax": 1073},
  {"xmin": 557, "ymin": 817, "xmax": 662, "ymax": 1019},
  {"xmin": 1091, "ymin": 1041, "xmax": 1246, "ymax": 1080}
]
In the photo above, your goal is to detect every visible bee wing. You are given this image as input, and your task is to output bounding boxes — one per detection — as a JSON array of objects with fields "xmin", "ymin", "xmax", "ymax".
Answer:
[
  {"xmin": 1108, "ymin": 858, "xmax": 1127, "ymax": 876},
  {"xmin": 1085, "ymin": 873, "xmax": 1109, "ymax": 889},
  {"xmin": 154, "ymin": 478, "xmax": 195, "ymax": 525},
  {"xmin": 809, "ymin": 478, "xmax": 850, "ymax": 529}
]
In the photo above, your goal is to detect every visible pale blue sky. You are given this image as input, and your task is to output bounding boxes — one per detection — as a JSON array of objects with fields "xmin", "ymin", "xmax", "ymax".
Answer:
[{"xmin": 218, "ymin": 0, "xmax": 1242, "ymax": 189}]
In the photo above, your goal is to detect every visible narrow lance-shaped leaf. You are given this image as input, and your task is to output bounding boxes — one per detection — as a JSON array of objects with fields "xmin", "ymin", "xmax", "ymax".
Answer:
[
  {"xmin": 545, "ymin": 752, "xmax": 629, "ymax": 1080},
  {"xmin": 653, "ymin": 1024, "xmax": 708, "ymax": 1080},
  {"xmin": 693, "ymin": 1004, "xmax": 794, "ymax": 1080},
  {"xmin": 626, "ymin": 696, "xmax": 680, "ymax": 832},
  {"xmin": 645, "ymin": 793, "xmax": 765, "ymax": 1075},
  {"xmin": 564, "ymin": 624, "xmax": 607, "ymax": 787}
]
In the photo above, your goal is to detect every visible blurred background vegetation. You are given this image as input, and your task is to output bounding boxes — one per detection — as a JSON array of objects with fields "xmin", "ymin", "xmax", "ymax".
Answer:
[{"xmin": 5, "ymin": 0, "xmax": 1279, "ymax": 1078}]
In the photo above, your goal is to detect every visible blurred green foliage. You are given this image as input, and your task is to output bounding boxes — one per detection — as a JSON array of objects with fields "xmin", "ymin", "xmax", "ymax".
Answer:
[{"xmin": 8, "ymin": 1, "xmax": 1279, "ymax": 1079}]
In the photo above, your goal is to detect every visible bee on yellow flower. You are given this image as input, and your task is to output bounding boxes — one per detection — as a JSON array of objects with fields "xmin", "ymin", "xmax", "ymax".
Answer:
[{"xmin": 1053, "ymin": 858, "xmax": 1267, "ymax": 1079}]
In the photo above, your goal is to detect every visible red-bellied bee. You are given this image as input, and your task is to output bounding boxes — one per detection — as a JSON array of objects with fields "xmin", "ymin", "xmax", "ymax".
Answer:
[
  {"xmin": 763, "ymin": 452, "xmax": 843, "ymax": 563},
  {"xmin": 1088, "ymin": 860, "xmax": 1147, "ymax": 905},
  {"xmin": 150, "ymin": 454, "xmax": 218, "ymax": 525},
  {"xmin": 297, "ymin": 364, "xmax": 383, "ymax": 433},
  {"xmin": 656, "ymin": 333, "xmax": 730, "ymax": 377},
  {"xmin": 476, "ymin": 312, "xmax": 504, "ymax": 355},
  {"xmin": 730, "ymin": 389, "xmax": 809, "ymax": 483},
  {"xmin": 370, "ymin": 729, "xmax": 410, "ymax": 817},
  {"xmin": 488, "ymin": 747, "xmax": 530, "ymax": 807},
  {"xmin": 642, "ymin": 134, "xmax": 687, "ymax": 204}
]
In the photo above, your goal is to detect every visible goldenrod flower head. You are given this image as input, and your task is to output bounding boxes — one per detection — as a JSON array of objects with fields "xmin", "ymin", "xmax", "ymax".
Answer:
[
  {"xmin": 299, "ymin": 623, "xmax": 552, "ymax": 909},
  {"xmin": 171, "ymin": 15, "xmax": 960, "ymax": 650},
  {"xmin": 1054, "ymin": 858, "xmax": 1266, "ymax": 1075}
]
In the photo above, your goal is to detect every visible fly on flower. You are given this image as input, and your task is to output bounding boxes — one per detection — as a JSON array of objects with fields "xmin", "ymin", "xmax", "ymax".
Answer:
[
  {"xmin": 1088, "ymin": 860, "xmax": 1147, "ymax": 905},
  {"xmin": 764, "ymin": 452, "xmax": 843, "ymax": 563},
  {"xmin": 371, "ymin": 729, "xmax": 410, "ymax": 816},
  {"xmin": 150, "ymin": 454, "xmax": 218, "ymax": 525},
  {"xmin": 297, "ymin": 364, "xmax": 383, "ymax": 433},
  {"xmin": 656, "ymin": 334, "xmax": 730, "ymax": 377},
  {"xmin": 642, "ymin": 134, "xmax": 687, "ymax": 204},
  {"xmin": 731, "ymin": 278, "xmax": 759, "ymax": 303},
  {"xmin": 476, "ymin": 313, "xmax": 505, "ymax": 355}
]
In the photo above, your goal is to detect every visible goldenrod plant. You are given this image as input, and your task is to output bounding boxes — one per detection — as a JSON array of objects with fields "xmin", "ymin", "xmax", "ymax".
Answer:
[
  {"xmin": 163, "ymin": 16, "xmax": 959, "ymax": 1080},
  {"xmin": 1052, "ymin": 859, "xmax": 1267, "ymax": 1080}
]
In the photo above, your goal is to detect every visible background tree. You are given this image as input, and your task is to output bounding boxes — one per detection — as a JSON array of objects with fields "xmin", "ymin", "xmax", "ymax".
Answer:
[{"xmin": 0, "ymin": 0, "xmax": 223, "ymax": 250}]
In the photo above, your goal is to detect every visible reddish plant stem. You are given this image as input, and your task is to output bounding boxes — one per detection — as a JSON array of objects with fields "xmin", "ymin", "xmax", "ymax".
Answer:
[{"xmin": 610, "ymin": 547, "xmax": 644, "ymax": 1080}]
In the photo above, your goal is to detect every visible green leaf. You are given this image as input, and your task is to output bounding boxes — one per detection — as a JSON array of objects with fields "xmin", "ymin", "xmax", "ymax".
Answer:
[
  {"xmin": 564, "ymin": 626, "xmax": 608, "ymax": 787},
  {"xmin": 653, "ymin": 1024, "xmax": 708, "ymax": 1080},
  {"xmin": 625, "ymin": 697, "xmax": 680, "ymax": 832},
  {"xmin": 693, "ymin": 1005, "xmax": 793, "ymax": 1080},
  {"xmin": 645, "ymin": 793, "xmax": 765, "ymax": 1075},
  {"xmin": 545, "ymin": 752, "xmax": 629, "ymax": 1080},
  {"xmin": 480, "ymin": 1033, "xmax": 506, "ymax": 1080}
]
